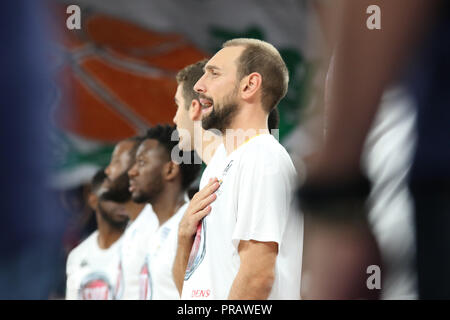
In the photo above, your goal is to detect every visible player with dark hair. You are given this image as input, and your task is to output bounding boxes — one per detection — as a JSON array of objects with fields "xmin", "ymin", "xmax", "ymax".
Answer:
[
  {"xmin": 128, "ymin": 124, "xmax": 201, "ymax": 299},
  {"xmin": 66, "ymin": 169, "xmax": 128, "ymax": 300},
  {"xmin": 104, "ymin": 136, "xmax": 159, "ymax": 300}
]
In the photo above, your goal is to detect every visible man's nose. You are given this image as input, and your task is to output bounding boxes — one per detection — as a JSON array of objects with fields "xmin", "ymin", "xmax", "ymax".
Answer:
[
  {"xmin": 173, "ymin": 111, "xmax": 178, "ymax": 125},
  {"xmin": 128, "ymin": 164, "xmax": 137, "ymax": 177},
  {"xmin": 104, "ymin": 165, "xmax": 111, "ymax": 177},
  {"xmin": 194, "ymin": 75, "xmax": 206, "ymax": 93}
]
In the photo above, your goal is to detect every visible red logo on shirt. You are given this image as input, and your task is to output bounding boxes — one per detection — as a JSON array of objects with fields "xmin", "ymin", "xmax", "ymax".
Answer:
[
  {"xmin": 79, "ymin": 273, "xmax": 113, "ymax": 300},
  {"xmin": 184, "ymin": 219, "xmax": 206, "ymax": 280},
  {"xmin": 191, "ymin": 289, "xmax": 211, "ymax": 298},
  {"xmin": 139, "ymin": 256, "xmax": 152, "ymax": 300}
]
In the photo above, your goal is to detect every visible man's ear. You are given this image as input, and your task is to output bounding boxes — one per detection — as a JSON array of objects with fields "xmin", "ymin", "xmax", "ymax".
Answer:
[
  {"xmin": 241, "ymin": 72, "xmax": 262, "ymax": 100},
  {"xmin": 163, "ymin": 161, "xmax": 181, "ymax": 182},
  {"xmin": 88, "ymin": 193, "xmax": 98, "ymax": 211},
  {"xmin": 189, "ymin": 99, "xmax": 202, "ymax": 121}
]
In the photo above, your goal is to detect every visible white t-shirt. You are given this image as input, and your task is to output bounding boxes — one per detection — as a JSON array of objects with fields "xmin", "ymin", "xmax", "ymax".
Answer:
[
  {"xmin": 181, "ymin": 134, "xmax": 303, "ymax": 300},
  {"xmin": 116, "ymin": 204, "xmax": 159, "ymax": 300},
  {"xmin": 139, "ymin": 202, "xmax": 188, "ymax": 300},
  {"xmin": 66, "ymin": 230, "xmax": 122, "ymax": 300}
]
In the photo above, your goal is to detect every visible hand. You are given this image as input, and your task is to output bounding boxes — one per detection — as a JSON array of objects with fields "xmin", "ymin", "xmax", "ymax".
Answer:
[{"xmin": 178, "ymin": 177, "xmax": 220, "ymax": 244}]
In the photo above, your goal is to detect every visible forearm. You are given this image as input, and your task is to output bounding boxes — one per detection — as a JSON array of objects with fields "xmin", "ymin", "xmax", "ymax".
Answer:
[
  {"xmin": 172, "ymin": 238, "xmax": 194, "ymax": 296},
  {"xmin": 322, "ymin": 0, "xmax": 436, "ymax": 173},
  {"xmin": 228, "ymin": 269, "xmax": 275, "ymax": 300}
]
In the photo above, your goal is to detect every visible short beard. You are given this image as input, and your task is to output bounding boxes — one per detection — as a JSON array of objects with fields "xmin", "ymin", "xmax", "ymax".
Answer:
[
  {"xmin": 98, "ymin": 201, "xmax": 128, "ymax": 230},
  {"xmin": 201, "ymin": 87, "xmax": 239, "ymax": 133},
  {"xmin": 101, "ymin": 171, "xmax": 131, "ymax": 203},
  {"xmin": 132, "ymin": 175, "xmax": 164, "ymax": 205}
]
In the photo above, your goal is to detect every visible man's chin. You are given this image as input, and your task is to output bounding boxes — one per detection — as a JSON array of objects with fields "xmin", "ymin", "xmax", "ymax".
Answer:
[
  {"xmin": 177, "ymin": 133, "xmax": 193, "ymax": 151},
  {"xmin": 131, "ymin": 193, "xmax": 149, "ymax": 204},
  {"xmin": 179, "ymin": 141, "xmax": 193, "ymax": 152},
  {"xmin": 201, "ymin": 121, "xmax": 220, "ymax": 132},
  {"xmin": 112, "ymin": 216, "xmax": 129, "ymax": 224}
]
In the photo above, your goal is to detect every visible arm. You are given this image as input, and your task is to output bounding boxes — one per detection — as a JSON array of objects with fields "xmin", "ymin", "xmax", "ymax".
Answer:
[
  {"xmin": 228, "ymin": 240, "xmax": 278, "ymax": 300},
  {"xmin": 172, "ymin": 178, "xmax": 220, "ymax": 295},
  {"xmin": 299, "ymin": 0, "xmax": 438, "ymax": 299},
  {"xmin": 173, "ymin": 234, "xmax": 196, "ymax": 296},
  {"xmin": 310, "ymin": 0, "xmax": 437, "ymax": 178}
]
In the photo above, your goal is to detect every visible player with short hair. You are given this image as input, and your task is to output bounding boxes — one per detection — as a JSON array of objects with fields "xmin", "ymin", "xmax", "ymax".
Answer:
[
  {"xmin": 128, "ymin": 124, "xmax": 201, "ymax": 299},
  {"xmin": 173, "ymin": 39, "xmax": 303, "ymax": 299},
  {"xmin": 65, "ymin": 169, "xmax": 128, "ymax": 300},
  {"xmin": 104, "ymin": 136, "xmax": 159, "ymax": 300}
]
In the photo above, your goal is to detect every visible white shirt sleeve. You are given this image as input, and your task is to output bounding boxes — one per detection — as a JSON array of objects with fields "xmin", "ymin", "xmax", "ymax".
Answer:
[
  {"xmin": 65, "ymin": 250, "xmax": 78, "ymax": 300},
  {"xmin": 231, "ymin": 142, "xmax": 295, "ymax": 250}
]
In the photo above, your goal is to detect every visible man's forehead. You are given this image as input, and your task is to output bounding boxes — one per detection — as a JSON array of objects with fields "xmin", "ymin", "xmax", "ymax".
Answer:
[
  {"xmin": 175, "ymin": 84, "xmax": 183, "ymax": 101},
  {"xmin": 137, "ymin": 139, "xmax": 160, "ymax": 156},
  {"xmin": 114, "ymin": 140, "xmax": 134, "ymax": 156},
  {"xmin": 206, "ymin": 46, "xmax": 245, "ymax": 70}
]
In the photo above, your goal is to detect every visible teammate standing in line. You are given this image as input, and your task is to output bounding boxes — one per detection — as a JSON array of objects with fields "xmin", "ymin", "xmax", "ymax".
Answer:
[
  {"xmin": 104, "ymin": 136, "xmax": 159, "ymax": 299},
  {"xmin": 128, "ymin": 125, "xmax": 201, "ymax": 299},
  {"xmin": 66, "ymin": 170, "xmax": 128, "ymax": 300},
  {"xmin": 173, "ymin": 39, "xmax": 303, "ymax": 299}
]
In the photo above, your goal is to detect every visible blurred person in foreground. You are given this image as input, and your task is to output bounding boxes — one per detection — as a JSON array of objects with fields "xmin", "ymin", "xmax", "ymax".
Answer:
[
  {"xmin": 103, "ymin": 136, "xmax": 158, "ymax": 299},
  {"xmin": 298, "ymin": 0, "xmax": 449, "ymax": 299},
  {"xmin": 0, "ymin": 0, "xmax": 66, "ymax": 299},
  {"xmin": 127, "ymin": 125, "xmax": 201, "ymax": 299},
  {"xmin": 173, "ymin": 39, "xmax": 303, "ymax": 299},
  {"xmin": 66, "ymin": 170, "xmax": 128, "ymax": 300}
]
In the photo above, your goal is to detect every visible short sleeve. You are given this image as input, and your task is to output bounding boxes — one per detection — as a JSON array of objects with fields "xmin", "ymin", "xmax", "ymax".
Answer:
[
  {"xmin": 65, "ymin": 251, "xmax": 78, "ymax": 300},
  {"xmin": 231, "ymin": 141, "xmax": 296, "ymax": 250}
]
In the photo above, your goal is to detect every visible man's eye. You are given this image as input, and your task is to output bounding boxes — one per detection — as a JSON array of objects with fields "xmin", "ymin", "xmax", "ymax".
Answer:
[{"xmin": 209, "ymin": 70, "xmax": 219, "ymax": 76}]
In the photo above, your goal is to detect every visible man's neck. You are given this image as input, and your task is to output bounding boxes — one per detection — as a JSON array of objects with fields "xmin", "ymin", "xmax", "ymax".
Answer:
[
  {"xmin": 96, "ymin": 214, "xmax": 125, "ymax": 250},
  {"xmin": 125, "ymin": 201, "xmax": 145, "ymax": 221},
  {"xmin": 223, "ymin": 105, "xmax": 269, "ymax": 155},
  {"xmin": 194, "ymin": 122, "xmax": 223, "ymax": 165},
  {"xmin": 151, "ymin": 187, "xmax": 186, "ymax": 227}
]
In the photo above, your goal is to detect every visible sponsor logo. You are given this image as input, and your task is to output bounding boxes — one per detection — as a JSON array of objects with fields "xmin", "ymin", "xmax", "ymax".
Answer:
[
  {"xmin": 191, "ymin": 289, "xmax": 211, "ymax": 298},
  {"xmin": 79, "ymin": 273, "xmax": 113, "ymax": 300},
  {"xmin": 217, "ymin": 160, "xmax": 233, "ymax": 196},
  {"xmin": 223, "ymin": 160, "xmax": 233, "ymax": 176}
]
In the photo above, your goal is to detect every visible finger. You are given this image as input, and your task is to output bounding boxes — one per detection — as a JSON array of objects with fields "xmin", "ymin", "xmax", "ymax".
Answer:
[
  {"xmin": 201, "ymin": 180, "xmax": 220, "ymax": 197},
  {"xmin": 197, "ymin": 193, "xmax": 217, "ymax": 210},
  {"xmin": 194, "ymin": 205, "xmax": 212, "ymax": 221},
  {"xmin": 190, "ymin": 191, "xmax": 217, "ymax": 213},
  {"xmin": 196, "ymin": 179, "xmax": 220, "ymax": 199},
  {"xmin": 193, "ymin": 178, "xmax": 216, "ymax": 200}
]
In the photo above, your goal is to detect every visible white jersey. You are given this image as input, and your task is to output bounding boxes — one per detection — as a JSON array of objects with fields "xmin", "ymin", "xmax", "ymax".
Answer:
[
  {"xmin": 117, "ymin": 204, "xmax": 158, "ymax": 300},
  {"xmin": 181, "ymin": 134, "xmax": 303, "ymax": 300},
  {"xmin": 139, "ymin": 202, "xmax": 188, "ymax": 300},
  {"xmin": 363, "ymin": 87, "xmax": 418, "ymax": 299},
  {"xmin": 66, "ymin": 230, "xmax": 122, "ymax": 300}
]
